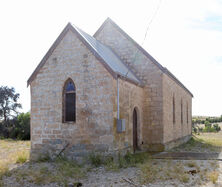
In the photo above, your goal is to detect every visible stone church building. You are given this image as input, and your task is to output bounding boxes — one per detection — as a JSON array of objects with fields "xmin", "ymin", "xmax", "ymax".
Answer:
[{"xmin": 28, "ymin": 18, "xmax": 193, "ymax": 159}]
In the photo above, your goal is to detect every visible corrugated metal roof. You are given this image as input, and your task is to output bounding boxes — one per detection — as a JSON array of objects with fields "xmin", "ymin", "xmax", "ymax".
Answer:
[{"xmin": 73, "ymin": 25, "xmax": 141, "ymax": 84}]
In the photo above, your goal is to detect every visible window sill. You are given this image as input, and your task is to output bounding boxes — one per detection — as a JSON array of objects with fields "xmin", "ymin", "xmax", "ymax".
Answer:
[{"xmin": 62, "ymin": 121, "xmax": 76, "ymax": 124}]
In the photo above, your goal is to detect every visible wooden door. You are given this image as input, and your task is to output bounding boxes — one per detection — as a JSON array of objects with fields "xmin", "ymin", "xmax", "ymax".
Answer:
[{"xmin": 133, "ymin": 108, "xmax": 138, "ymax": 152}]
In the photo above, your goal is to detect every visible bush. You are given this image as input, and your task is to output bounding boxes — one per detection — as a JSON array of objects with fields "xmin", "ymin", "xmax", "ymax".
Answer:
[
  {"xmin": 203, "ymin": 126, "xmax": 216, "ymax": 133},
  {"xmin": 213, "ymin": 124, "xmax": 221, "ymax": 132},
  {"xmin": 198, "ymin": 127, "xmax": 203, "ymax": 133},
  {"xmin": 89, "ymin": 153, "xmax": 103, "ymax": 167},
  {"xmin": 193, "ymin": 127, "xmax": 198, "ymax": 134},
  {"xmin": 201, "ymin": 122, "xmax": 221, "ymax": 133},
  {"xmin": 15, "ymin": 112, "xmax": 30, "ymax": 140},
  {"xmin": 204, "ymin": 121, "xmax": 211, "ymax": 128},
  {"xmin": 0, "ymin": 112, "xmax": 30, "ymax": 140}
]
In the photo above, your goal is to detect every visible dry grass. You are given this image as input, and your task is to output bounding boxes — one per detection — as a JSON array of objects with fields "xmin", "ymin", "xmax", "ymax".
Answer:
[
  {"xmin": 207, "ymin": 171, "xmax": 219, "ymax": 184},
  {"xmin": 172, "ymin": 133, "xmax": 222, "ymax": 153},
  {"xmin": 16, "ymin": 151, "xmax": 29, "ymax": 163},
  {"xmin": 12, "ymin": 158, "xmax": 86, "ymax": 186},
  {"xmin": 0, "ymin": 139, "xmax": 30, "ymax": 185},
  {"xmin": 139, "ymin": 158, "xmax": 220, "ymax": 186},
  {"xmin": 0, "ymin": 141, "xmax": 30, "ymax": 165},
  {"xmin": 196, "ymin": 133, "xmax": 222, "ymax": 147},
  {"xmin": 0, "ymin": 139, "xmax": 85, "ymax": 186},
  {"xmin": 139, "ymin": 159, "xmax": 191, "ymax": 184},
  {"xmin": 0, "ymin": 137, "xmax": 222, "ymax": 186}
]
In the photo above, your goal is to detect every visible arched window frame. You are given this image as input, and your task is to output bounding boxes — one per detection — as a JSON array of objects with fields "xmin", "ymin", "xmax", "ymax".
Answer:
[
  {"xmin": 187, "ymin": 102, "xmax": 189, "ymax": 124},
  {"xmin": 62, "ymin": 78, "xmax": 76, "ymax": 123},
  {"xmin": 181, "ymin": 99, "xmax": 183, "ymax": 124},
  {"xmin": 173, "ymin": 95, "xmax": 175, "ymax": 124}
]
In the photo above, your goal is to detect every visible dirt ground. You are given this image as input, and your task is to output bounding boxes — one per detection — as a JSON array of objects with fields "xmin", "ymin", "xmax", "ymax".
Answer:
[{"xmin": 1, "ymin": 132, "xmax": 222, "ymax": 187}]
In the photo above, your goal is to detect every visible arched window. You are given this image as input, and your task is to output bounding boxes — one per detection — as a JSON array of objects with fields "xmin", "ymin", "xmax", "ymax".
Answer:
[
  {"xmin": 173, "ymin": 95, "xmax": 175, "ymax": 124},
  {"xmin": 187, "ymin": 102, "xmax": 188, "ymax": 124},
  {"xmin": 63, "ymin": 79, "xmax": 76, "ymax": 122},
  {"xmin": 181, "ymin": 99, "xmax": 183, "ymax": 124}
]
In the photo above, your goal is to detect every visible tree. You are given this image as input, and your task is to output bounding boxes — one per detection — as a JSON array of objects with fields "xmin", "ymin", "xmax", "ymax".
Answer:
[{"xmin": 0, "ymin": 86, "xmax": 22, "ymax": 122}]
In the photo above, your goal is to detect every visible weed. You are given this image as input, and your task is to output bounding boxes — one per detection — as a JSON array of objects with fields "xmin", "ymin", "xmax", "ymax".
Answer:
[
  {"xmin": 36, "ymin": 153, "xmax": 51, "ymax": 162},
  {"xmin": 186, "ymin": 161, "xmax": 197, "ymax": 168},
  {"xmin": 208, "ymin": 171, "xmax": 219, "ymax": 184},
  {"xmin": 16, "ymin": 151, "xmax": 29, "ymax": 163},
  {"xmin": 180, "ymin": 174, "xmax": 189, "ymax": 183},
  {"xmin": 139, "ymin": 160, "xmax": 158, "ymax": 183},
  {"xmin": 89, "ymin": 153, "xmax": 103, "ymax": 167}
]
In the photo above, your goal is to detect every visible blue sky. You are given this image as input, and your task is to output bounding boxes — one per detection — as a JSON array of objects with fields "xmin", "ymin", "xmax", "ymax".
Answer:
[{"xmin": 0, "ymin": 0, "xmax": 222, "ymax": 116}]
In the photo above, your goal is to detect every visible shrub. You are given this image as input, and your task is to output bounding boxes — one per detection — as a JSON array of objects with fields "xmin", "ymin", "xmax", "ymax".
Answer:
[
  {"xmin": 193, "ymin": 127, "xmax": 197, "ymax": 134},
  {"xmin": 203, "ymin": 126, "xmax": 216, "ymax": 133},
  {"xmin": 198, "ymin": 127, "xmax": 203, "ymax": 132},
  {"xmin": 213, "ymin": 124, "xmax": 221, "ymax": 132},
  {"xmin": 204, "ymin": 121, "xmax": 211, "ymax": 128},
  {"xmin": 89, "ymin": 153, "xmax": 103, "ymax": 167},
  {"xmin": 0, "ymin": 112, "xmax": 30, "ymax": 140},
  {"xmin": 14, "ymin": 112, "xmax": 30, "ymax": 140}
]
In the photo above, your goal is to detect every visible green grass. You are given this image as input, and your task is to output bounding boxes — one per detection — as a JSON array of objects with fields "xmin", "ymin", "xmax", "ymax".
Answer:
[{"xmin": 88, "ymin": 152, "xmax": 150, "ymax": 170}]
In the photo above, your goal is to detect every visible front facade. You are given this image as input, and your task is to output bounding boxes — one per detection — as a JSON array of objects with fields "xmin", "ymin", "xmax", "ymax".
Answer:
[{"xmin": 28, "ymin": 18, "xmax": 193, "ymax": 160}]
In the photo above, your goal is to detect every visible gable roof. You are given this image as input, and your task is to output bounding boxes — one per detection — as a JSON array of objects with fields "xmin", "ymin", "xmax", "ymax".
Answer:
[
  {"xmin": 94, "ymin": 18, "xmax": 193, "ymax": 97},
  {"xmin": 73, "ymin": 25, "xmax": 142, "ymax": 85},
  {"xmin": 27, "ymin": 23, "xmax": 143, "ymax": 87}
]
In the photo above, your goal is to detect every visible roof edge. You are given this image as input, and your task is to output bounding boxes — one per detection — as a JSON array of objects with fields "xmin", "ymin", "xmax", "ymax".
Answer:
[
  {"xmin": 163, "ymin": 68, "xmax": 193, "ymax": 97},
  {"xmin": 94, "ymin": 17, "xmax": 193, "ymax": 97},
  {"xmin": 117, "ymin": 73, "xmax": 144, "ymax": 88},
  {"xmin": 27, "ymin": 23, "xmax": 73, "ymax": 87},
  {"xmin": 27, "ymin": 22, "xmax": 119, "ymax": 87}
]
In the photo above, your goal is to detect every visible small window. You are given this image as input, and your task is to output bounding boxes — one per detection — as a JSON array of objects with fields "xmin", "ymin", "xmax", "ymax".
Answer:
[
  {"xmin": 63, "ymin": 79, "xmax": 76, "ymax": 122},
  {"xmin": 181, "ymin": 99, "xmax": 183, "ymax": 124},
  {"xmin": 173, "ymin": 95, "xmax": 175, "ymax": 124}
]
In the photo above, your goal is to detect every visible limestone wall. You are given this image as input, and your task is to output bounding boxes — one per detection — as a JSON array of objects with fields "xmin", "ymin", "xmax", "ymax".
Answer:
[
  {"xmin": 112, "ymin": 78, "xmax": 144, "ymax": 152},
  {"xmin": 162, "ymin": 74, "xmax": 192, "ymax": 145},
  {"xmin": 95, "ymin": 21, "xmax": 164, "ymax": 148},
  {"xmin": 30, "ymin": 30, "xmax": 115, "ymax": 159}
]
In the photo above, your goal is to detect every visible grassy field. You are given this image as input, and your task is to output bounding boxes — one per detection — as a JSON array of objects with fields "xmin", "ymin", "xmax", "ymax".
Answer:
[
  {"xmin": 172, "ymin": 131, "xmax": 222, "ymax": 153},
  {"xmin": 0, "ymin": 139, "xmax": 30, "ymax": 172},
  {"xmin": 1, "ymin": 133, "xmax": 222, "ymax": 186}
]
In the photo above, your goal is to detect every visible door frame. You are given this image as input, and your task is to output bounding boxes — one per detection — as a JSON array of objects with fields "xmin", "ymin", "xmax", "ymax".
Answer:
[{"xmin": 133, "ymin": 107, "xmax": 138, "ymax": 152}]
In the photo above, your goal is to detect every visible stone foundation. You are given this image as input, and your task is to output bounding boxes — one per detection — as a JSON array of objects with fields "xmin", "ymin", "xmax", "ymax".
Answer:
[
  {"xmin": 146, "ymin": 135, "xmax": 192, "ymax": 152},
  {"xmin": 163, "ymin": 135, "xmax": 192, "ymax": 151}
]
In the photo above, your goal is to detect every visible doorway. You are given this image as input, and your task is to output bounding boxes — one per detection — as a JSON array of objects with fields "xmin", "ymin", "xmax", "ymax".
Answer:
[{"xmin": 133, "ymin": 108, "xmax": 138, "ymax": 152}]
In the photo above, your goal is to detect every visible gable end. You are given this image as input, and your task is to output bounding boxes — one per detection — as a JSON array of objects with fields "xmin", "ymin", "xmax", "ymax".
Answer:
[
  {"xmin": 27, "ymin": 23, "xmax": 118, "ymax": 87},
  {"xmin": 94, "ymin": 18, "xmax": 193, "ymax": 97}
]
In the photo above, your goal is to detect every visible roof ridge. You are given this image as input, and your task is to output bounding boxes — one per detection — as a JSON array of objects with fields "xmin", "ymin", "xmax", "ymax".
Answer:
[
  {"xmin": 27, "ymin": 22, "xmax": 143, "ymax": 87},
  {"xmin": 72, "ymin": 24, "xmax": 142, "ymax": 85},
  {"xmin": 94, "ymin": 18, "xmax": 193, "ymax": 97},
  {"xmin": 105, "ymin": 45, "xmax": 144, "ymax": 85}
]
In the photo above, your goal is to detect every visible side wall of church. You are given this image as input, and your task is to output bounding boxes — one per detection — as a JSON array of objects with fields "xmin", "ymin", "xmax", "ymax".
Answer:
[
  {"xmin": 95, "ymin": 21, "xmax": 164, "ymax": 150},
  {"xmin": 162, "ymin": 74, "xmax": 192, "ymax": 149}
]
